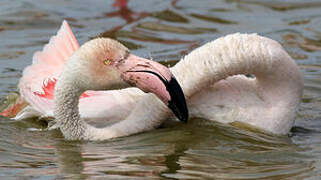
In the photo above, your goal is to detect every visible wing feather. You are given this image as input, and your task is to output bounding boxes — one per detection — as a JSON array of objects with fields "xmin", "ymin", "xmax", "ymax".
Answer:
[{"xmin": 18, "ymin": 20, "xmax": 79, "ymax": 115}]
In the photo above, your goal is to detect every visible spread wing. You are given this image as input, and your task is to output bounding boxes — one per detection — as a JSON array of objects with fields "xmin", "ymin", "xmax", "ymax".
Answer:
[{"xmin": 18, "ymin": 20, "xmax": 80, "ymax": 115}]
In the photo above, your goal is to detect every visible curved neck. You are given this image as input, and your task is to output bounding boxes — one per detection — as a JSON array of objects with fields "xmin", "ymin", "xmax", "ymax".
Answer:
[
  {"xmin": 54, "ymin": 66, "xmax": 168, "ymax": 141},
  {"xmin": 171, "ymin": 33, "xmax": 303, "ymax": 105},
  {"xmin": 54, "ymin": 72, "xmax": 87, "ymax": 140}
]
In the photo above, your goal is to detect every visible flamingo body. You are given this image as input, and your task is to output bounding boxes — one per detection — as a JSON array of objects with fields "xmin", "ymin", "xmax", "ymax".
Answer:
[{"xmin": 3, "ymin": 21, "xmax": 303, "ymax": 136}]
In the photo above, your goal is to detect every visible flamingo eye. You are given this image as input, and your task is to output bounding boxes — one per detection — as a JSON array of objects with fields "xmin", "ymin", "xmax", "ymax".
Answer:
[{"xmin": 104, "ymin": 59, "xmax": 111, "ymax": 65}]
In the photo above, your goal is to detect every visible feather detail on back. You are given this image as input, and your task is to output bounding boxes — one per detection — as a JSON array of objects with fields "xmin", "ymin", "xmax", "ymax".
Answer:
[{"xmin": 18, "ymin": 20, "xmax": 80, "ymax": 115}]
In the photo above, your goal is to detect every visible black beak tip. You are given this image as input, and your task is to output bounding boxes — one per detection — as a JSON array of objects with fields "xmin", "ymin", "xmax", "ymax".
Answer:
[
  {"xmin": 130, "ymin": 70, "xmax": 189, "ymax": 122},
  {"xmin": 168, "ymin": 101, "xmax": 189, "ymax": 123},
  {"xmin": 166, "ymin": 76, "xmax": 189, "ymax": 123}
]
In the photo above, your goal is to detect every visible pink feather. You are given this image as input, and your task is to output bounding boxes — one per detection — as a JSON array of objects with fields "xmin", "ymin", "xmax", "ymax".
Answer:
[{"xmin": 18, "ymin": 20, "xmax": 82, "ymax": 114}]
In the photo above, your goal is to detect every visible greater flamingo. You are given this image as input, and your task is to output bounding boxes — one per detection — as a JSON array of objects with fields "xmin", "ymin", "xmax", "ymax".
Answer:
[{"xmin": 1, "ymin": 20, "xmax": 303, "ymax": 136}]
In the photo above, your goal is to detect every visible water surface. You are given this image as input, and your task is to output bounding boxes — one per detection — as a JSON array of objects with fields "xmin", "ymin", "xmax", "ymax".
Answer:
[{"xmin": 0, "ymin": 0, "xmax": 321, "ymax": 179}]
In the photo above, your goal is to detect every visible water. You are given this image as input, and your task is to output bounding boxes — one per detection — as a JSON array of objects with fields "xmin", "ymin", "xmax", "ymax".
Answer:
[{"xmin": 0, "ymin": 0, "xmax": 321, "ymax": 179}]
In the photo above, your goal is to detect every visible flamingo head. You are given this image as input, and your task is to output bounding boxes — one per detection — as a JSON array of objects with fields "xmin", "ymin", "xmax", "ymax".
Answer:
[{"xmin": 74, "ymin": 38, "xmax": 188, "ymax": 122}]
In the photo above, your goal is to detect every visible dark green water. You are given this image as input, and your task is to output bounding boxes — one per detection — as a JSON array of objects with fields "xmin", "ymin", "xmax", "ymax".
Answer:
[{"xmin": 0, "ymin": 0, "xmax": 321, "ymax": 179}]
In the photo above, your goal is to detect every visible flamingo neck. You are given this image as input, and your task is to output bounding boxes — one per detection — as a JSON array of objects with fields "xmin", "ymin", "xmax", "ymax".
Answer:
[
  {"xmin": 172, "ymin": 33, "xmax": 303, "ymax": 103},
  {"xmin": 54, "ymin": 72, "xmax": 87, "ymax": 140},
  {"xmin": 171, "ymin": 33, "xmax": 303, "ymax": 134}
]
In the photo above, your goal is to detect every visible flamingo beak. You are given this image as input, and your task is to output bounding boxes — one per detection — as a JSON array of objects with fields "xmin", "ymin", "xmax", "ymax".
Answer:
[{"xmin": 118, "ymin": 54, "xmax": 188, "ymax": 122}]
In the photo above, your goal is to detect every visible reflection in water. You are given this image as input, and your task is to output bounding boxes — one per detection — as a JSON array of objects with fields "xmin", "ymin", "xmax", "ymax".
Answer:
[
  {"xmin": 42, "ymin": 121, "xmax": 316, "ymax": 179},
  {"xmin": 105, "ymin": 0, "xmax": 148, "ymax": 24},
  {"xmin": 100, "ymin": 0, "xmax": 148, "ymax": 39},
  {"xmin": 0, "ymin": 0, "xmax": 321, "ymax": 179},
  {"xmin": 54, "ymin": 141, "xmax": 86, "ymax": 179}
]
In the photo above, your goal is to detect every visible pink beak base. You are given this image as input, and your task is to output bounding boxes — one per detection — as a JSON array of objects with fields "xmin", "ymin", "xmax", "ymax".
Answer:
[{"xmin": 118, "ymin": 54, "xmax": 188, "ymax": 122}]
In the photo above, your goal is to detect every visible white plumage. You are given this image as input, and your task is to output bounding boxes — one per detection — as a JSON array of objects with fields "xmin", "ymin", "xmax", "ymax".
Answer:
[
  {"xmin": 172, "ymin": 33, "xmax": 303, "ymax": 134},
  {"xmin": 11, "ymin": 21, "xmax": 303, "ymax": 137}
]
